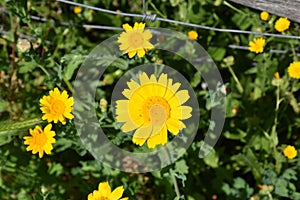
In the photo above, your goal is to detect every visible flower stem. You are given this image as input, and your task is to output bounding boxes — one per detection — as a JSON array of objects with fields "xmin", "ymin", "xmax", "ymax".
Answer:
[
  {"xmin": 227, "ymin": 65, "xmax": 244, "ymax": 93},
  {"xmin": 164, "ymin": 148, "xmax": 181, "ymax": 198}
]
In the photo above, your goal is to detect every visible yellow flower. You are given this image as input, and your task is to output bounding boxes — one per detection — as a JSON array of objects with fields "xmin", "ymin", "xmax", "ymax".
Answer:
[
  {"xmin": 74, "ymin": 6, "xmax": 82, "ymax": 14},
  {"xmin": 87, "ymin": 182, "xmax": 128, "ymax": 200},
  {"xmin": 23, "ymin": 124, "xmax": 56, "ymax": 158},
  {"xmin": 275, "ymin": 17, "xmax": 290, "ymax": 32},
  {"xmin": 40, "ymin": 87, "xmax": 74, "ymax": 125},
  {"xmin": 260, "ymin": 11, "xmax": 269, "ymax": 21},
  {"xmin": 274, "ymin": 72, "xmax": 280, "ymax": 79},
  {"xmin": 188, "ymin": 30, "xmax": 198, "ymax": 40},
  {"xmin": 115, "ymin": 72, "xmax": 192, "ymax": 148},
  {"xmin": 288, "ymin": 61, "xmax": 300, "ymax": 79},
  {"xmin": 117, "ymin": 22, "xmax": 154, "ymax": 58},
  {"xmin": 283, "ymin": 145, "xmax": 297, "ymax": 159},
  {"xmin": 249, "ymin": 37, "xmax": 265, "ymax": 54}
]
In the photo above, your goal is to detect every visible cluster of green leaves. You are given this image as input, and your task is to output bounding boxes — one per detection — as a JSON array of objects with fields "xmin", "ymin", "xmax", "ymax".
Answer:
[{"xmin": 1, "ymin": 0, "xmax": 300, "ymax": 199}]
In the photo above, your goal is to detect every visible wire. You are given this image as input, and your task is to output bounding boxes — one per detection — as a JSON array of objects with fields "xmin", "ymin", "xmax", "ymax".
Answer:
[{"xmin": 56, "ymin": 0, "xmax": 300, "ymax": 40}]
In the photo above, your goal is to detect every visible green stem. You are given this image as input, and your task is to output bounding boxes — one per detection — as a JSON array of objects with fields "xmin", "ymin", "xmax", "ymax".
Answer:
[
  {"xmin": 164, "ymin": 148, "xmax": 181, "ymax": 198},
  {"xmin": 0, "ymin": 118, "xmax": 43, "ymax": 133},
  {"xmin": 149, "ymin": 1, "xmax": 166, "ymax": 18},
  {"xmin": 63, "ymin": 76, "xmax": 74, "ymax": 94},
  {"xmin": 223, "ymin": 1, "xmax": 246, "ymax": 15},
  {"xmin": 227, "ymin": 65, "xmax": 244, "ymax": 93}
]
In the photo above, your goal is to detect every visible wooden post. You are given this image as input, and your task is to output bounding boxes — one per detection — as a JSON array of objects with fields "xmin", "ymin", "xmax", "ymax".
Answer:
[{"xmin": 228, "ymin": 0, "xmax": 300, "ymax": 23}]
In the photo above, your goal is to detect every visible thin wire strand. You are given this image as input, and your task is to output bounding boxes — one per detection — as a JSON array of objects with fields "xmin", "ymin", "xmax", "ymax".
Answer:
[
  {"xmin": 57, "ymin": 0, "xmax": 300, "ymax": 40},
  {"xmin": 143, "ymin": 0, "xmax": 146, "ymax": 15}
]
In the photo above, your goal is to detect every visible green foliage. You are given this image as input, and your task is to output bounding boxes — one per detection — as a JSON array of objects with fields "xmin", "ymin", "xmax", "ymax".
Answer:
[{"xmin": 1, "ymin": 0, "xmax": 300, "ymax": 199}]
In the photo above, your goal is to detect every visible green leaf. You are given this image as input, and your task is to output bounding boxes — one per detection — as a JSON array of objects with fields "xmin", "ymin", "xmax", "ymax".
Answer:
[
  {"xmin": 203, "ymin": 149, "xmax": 219, "ymax": 168},
  {"xmin": 18, "ymin": 61, "xmax": 37, "ymax": 73},
  {"xmin": 208, "ymin": 47, "xmax": 226, "ymax": 61},
  {"xmin": 175, "ymin": 159, "xmax": 189, "ymax": 174}
]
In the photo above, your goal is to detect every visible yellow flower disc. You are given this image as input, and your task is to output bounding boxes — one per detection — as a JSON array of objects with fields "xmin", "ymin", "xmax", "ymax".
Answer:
[
  {"xmin": 40, "ymin": 87, "xmax": 74, "ymax": 125},
  {"xmin": 115, "ymin": 72, "xmax": 192, "ymax": 148},
  {"xmin": 283, "ymin": 145, "xmax": 297, "ymax": 159},
  {"xmin": 23, "ymin": 124, "xmax": 56, "ymax": 158},
  {"xmin": 117, "ymin": 22, "xmax": 154, "ymax": 58},
  {"xmin": 87, "ymin": 182, "xmax": 128, "ymax": 200},
  {"xmin": 188, "ymin": 30, "xmax": 198, "ymax": 40},
  {"xmin": 287, "ymin": 61, "xmax": 300, "ymax": 79},
  {"xmin": 275, "ymin": 17, "xmax": 290, "ymax": 32},
  {"xmin": 260, "ymin": 11, "xmax": 269, "ymax": 21},
  {"xmin": 249, "ymin": 37, "xmax": 265, "ymax": 54}
]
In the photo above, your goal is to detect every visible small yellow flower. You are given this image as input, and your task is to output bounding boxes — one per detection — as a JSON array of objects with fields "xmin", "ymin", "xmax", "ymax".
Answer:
[
  {"xmin": 260, "ymin": 11, "xmax": 269, "ymax": 21},
  {"xmin": 74, "ymin": 6, "xmax": 82, "ymax": 14},
  {"xmin": 23, "ymin": 124, "xmax": 56, "ymax": 158},
  {"xmin": 288, "ymin": 61, "xmax": 300, "ymax": 79},
  {"xmin": 117, "ymin": 22, "xmax": 154, "ymax": 58},
  {"xmin": 87, "ymin": 182, "xmax": 128, "ymax": 200},
  {"xmin": 115, "ymin": 73, "xmax": 192, "ymax": 148},
  {"xmin": 283, "ymin": 145, "xmax": 297, "ymax": 159},
  {"xmin": 275, "ymin": 17, "xmax": 290, "ymax": 32},
  {"xmin": 249, "ymin": 37, "xmax": 265, "ymax": 54},
  {"xmin": 188, "ymin": 30, "xmax": 198, "ymax": 40},
  {"xmin": 40, "ymin": 87, "xmax": 74, "ymax": 125},
  {"xmin": 274, "ymin": 72, "xmax": 280, "ymax": 79}
]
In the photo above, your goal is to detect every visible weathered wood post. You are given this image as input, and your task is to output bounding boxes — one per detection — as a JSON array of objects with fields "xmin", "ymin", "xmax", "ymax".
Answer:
[{"xmin": 228, "ymin": 0, "xmax": 300, "ymax": 23}]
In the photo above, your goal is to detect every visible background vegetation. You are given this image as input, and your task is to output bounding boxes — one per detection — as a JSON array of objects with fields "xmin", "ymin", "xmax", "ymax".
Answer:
[{"xmin": 0, "ymin": 0, "xmax": 299, "ymax": 199}]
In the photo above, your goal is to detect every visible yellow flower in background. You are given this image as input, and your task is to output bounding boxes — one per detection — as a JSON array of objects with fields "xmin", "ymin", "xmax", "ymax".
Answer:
[
  {"xmin": 288, "ymin": 61, "xmax": 300, "ymax": 79},
  {"xmin": 188, "ymin": 30, "xmax": 198, "ymax": 40},
  {"xmin": 283, "ymin": 145, "xmax": 297, "ymax": 159},
  {"xmin": 73, "ymin": 6, "xmax": 82, "ymax": 14},
  {"xmin": 23, "ymin": 124, "xmax": 56, "ymax": 158},
  {"xmin": 115, "ymin": 72, "xmax": 192, "ymax": 148},
  {"xmin": 249, "ymin": 37, "xmax": 265, "ymax": 54},
  {"xmin": 40, "ymin": 87, "xmax": 74, "ymax": 125},
  {"xmin": 260, "ymin": 11, "xmax": 269, "ymax": 21},
  {"xmin": 274, "ymin": 72, "xmax": 280, "ymax": 79},
  {"xmin": 87, "ymin": 182, "xmax": 128, "ymax": 200},
  {"xmin": 117, "ymin": 22, "xmax": 154, "ymax": 58},
  {"xmin": 275, "ymin": 17, "xmax": 290, "ymax": 32}
]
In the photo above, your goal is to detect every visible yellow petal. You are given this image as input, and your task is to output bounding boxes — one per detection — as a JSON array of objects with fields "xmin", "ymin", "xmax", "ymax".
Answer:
[
  {"xmin": 166, "ymin": 118, "xmax": 181, "ymax": 135},
  {"xmin": 143, "ymin": 29, "xmax": 152, "ymax": 40},
  {"xmin": 98, "ymin": 182, "xmax": 111, "ymax": 197},
  {"xmin": 137, "ymin": 49, "xmax": 146, "ymax": 58},
  {"xmin": 132, "ymin": 125, "xmax": 152, "ymax": 146},
  {"xmin": 147, "ymin": 131, "xmax": 162, "ymax": 148},
  {"xmin": 122, "ymin": 23, "xmax": 132, "ymax": 32},
  {"xmin": 170, "ymin": 106, "xmax": 192, "ymax": 120},
  {"xmin": 110, "ymin": 186, "xmax": 124, "ymax": 200},
  {"xmin": 128, "ymin": 50, "xmax": 136, "ymax": 58}
]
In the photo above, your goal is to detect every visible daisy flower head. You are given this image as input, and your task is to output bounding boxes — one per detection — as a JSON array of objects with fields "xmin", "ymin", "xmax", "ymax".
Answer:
[
  {"xmin": 287, "ymin": 61, "xmax": 300, "ymax": 79},
  {"xmin": 87, "ymin": 182, "xmax": 128, "ymax": 200},
  {"xmin": 115, "ymin": 72, "xmax": 193, "ymax": 149},
  {"xmin": 188, "ymin": 30, "xmax": 198, "ymax": 40},
  {"xmin": 283, "ymin": 145, "xmax": 297, "ymax": 159},
  {"xmin": 260, "ymin": 11, "xmax": 269, "ymax": 21},
  {"xmin": 117, "ymin": 22, "xmax": 154, "ymax": 58},
  {"xmin": 74, "ymin": 6, "xmax": 82, "ymax": 14},
  {"xmin": 23, "ymin": 124, "xmax": 56, "ymax": 158},
  {"xmin": 275, "ymin": 17, "xmax": 290, "ymax": 32},
  {"xmin": 40, "ymin": 87, "xmax": 74, "ymax": 125},
  {"xmin": 249, "ymin": 37, "xmax": 265, "ymax": 54}
]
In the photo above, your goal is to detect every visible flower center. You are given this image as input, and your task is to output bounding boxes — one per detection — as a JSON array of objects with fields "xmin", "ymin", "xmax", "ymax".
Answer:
[
  {"xmin": 35, "ymin": 130, "xmax": 47, "ymax": 147},
  {"xmin": 128, "ymin": 32, "xmax": 144, "ymax": 48},
  {"xmin": 51, "ymin": 99, "xmax": 66, "ymax": 114},
  {"xmin": 142, "ymin": 96, "xmax": 170, "ymax": 125}
]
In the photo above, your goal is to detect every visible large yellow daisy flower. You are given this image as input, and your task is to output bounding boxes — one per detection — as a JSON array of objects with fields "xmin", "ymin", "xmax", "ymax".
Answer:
[
  {"xmin": 88, "ymin": 182, "xmax": 128, "ymax": 200},
  {"xmin": 23, "ymin": 124, "xmax": 56, "ymax": 158},
  {"xmin": 115, "ymin": 72, "xmax": 192, "ymax": 148},
  {"xmin": 40, "ymin": 87, "xmax": 74, "ymax": 125},
  {"xmin": 117, "ymin": 22, "xmax": 154, "ymax": 58}
]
